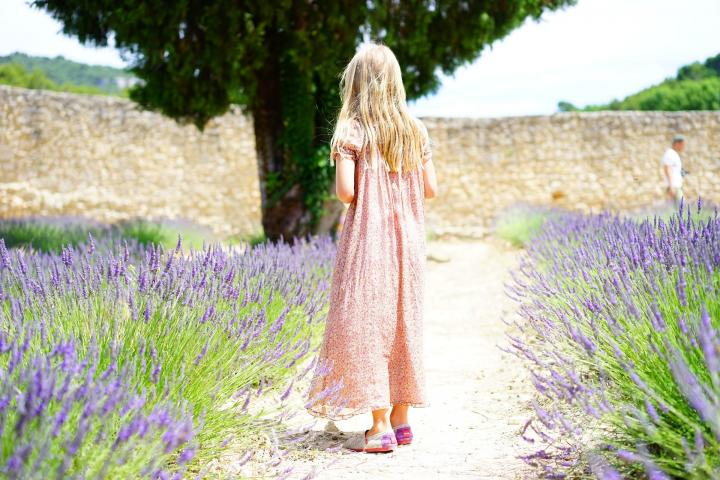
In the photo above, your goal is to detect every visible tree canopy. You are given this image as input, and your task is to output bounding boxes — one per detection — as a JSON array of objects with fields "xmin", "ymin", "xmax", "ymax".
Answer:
[{"xmin": 34, "ymin": 0, "xmax": 576, "ymax": 239}]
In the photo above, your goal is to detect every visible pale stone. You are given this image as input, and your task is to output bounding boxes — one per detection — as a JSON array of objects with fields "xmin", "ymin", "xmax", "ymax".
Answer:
[{"xmin": 1, "ymin": 85, "xmax": 719, "ymax": 238}]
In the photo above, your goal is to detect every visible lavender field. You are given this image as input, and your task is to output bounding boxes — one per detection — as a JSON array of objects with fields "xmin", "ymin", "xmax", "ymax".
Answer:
[
  {"xmin": 2, "ymin": 202, "xmax": 719, "ymax": 479},
  {"xmin": 509, "ymin": 200, "xmax": 720, "ymax": 478},
  {"xmin": 0, "ymin": 226, "xmax": 335, "ymax": 478}
]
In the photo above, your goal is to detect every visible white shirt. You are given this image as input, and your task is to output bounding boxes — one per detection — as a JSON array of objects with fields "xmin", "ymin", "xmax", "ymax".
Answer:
[{"xmin": 661, "ymin": 148, "xmax": 683, "ymax": 188}]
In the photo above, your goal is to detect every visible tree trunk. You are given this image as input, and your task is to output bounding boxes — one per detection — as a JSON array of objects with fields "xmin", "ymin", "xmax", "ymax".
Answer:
[
  {"xmin": 252, "ymin": 49, "xmax": 312, "ymax": 241},
  {"xmin": 252, "ymin": 120, "xmax": 311, "ymax": 241},
  {"xmin": 253, "ymin": 111, "xmax": 342, "ymax": 240},
  {"xmin": 252, "ymin": 39, "xmax": 342, "ymax": 241}
]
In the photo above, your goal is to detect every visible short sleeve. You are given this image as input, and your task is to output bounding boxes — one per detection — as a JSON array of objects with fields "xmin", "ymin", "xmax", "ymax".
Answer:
[
  {"xmin": 661, "ymin": 150, "xmax": 670, "ymax": 166},
  {"xmin": 661, "ymin": 149, "xmax": 676, "ymax": 167},
  {"xmin": 332, "ymin": 119, "xmax": 364, "ymax": 165}
]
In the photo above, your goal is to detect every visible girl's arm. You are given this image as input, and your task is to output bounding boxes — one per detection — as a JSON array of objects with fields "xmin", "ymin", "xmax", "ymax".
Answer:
[
  {"xmin": 416, "ymin": 118, "xmax": 438, "ymax": 200},
  {"xmin": 423, "ymin": 159, "xmax": 438, "ymax": 199},
  {"xmin": 336, "ymin": 157, "xmax": 355, "ymax": 203}
]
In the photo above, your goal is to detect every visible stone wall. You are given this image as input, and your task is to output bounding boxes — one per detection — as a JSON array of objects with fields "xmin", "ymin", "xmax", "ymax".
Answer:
[
  {"xmin": 0, "ymin": 86, "xmax": 260, "ymax": 237},
  {"xmin": 2, "ymin": 85, "xmax": 719, "ymax": 237},
  {"xmin": 422, "ymin": 112, "xmax": 720, "ymax": 236}
]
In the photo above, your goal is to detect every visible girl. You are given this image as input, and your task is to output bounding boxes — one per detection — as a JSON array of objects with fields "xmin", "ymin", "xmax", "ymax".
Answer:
[{"xmin": 307, "ymin": 43, "xmax": 439, "ymax": 453}]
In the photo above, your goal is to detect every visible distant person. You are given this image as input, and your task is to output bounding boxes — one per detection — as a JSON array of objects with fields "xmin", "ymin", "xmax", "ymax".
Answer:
[
  {"xmin": 307, "ymin": 43, "xmax": 439, "ymax": 453},
  {"xmin": 661, "ymin": 134, "xmax": 685, "ymax": 205}
]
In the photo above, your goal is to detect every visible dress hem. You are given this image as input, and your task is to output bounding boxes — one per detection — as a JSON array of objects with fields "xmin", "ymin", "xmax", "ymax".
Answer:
[{"xmin": 306, "ymin": 401, "xmax": 430, "ymax": 421}]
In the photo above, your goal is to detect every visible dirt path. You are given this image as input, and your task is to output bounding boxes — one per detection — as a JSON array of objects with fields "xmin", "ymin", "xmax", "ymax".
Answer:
[{"xmin": 274, "ymin": 240, "xmax": 537, "ymax": 479}]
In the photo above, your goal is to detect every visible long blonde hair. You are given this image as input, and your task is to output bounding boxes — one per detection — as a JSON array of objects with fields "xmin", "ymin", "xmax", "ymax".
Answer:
[{"xmin": 331, "ymin": 43, "xmax": 424, "ymax": 173}]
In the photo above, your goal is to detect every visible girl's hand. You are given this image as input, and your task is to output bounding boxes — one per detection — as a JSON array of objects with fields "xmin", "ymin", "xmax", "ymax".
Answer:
[{"xmin": 423, "ymin": 159, "xmax": 438, "ymax": 200}]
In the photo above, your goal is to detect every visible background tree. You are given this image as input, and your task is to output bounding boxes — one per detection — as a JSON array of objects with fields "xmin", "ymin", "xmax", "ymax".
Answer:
[
  {"xmin": 558, "ymin": 52, "xmax": 720, "ymax": 113},
  {"xmin": 35, "ymin": 0, "xmax": 575, "ymax": 240},
  {"xmin": 0, "ymin": 52, "xmax": 135, "ymax": 94},
  {"xmin": 0, "ymin": 60, "xmax": 114, "ymax": 96}
]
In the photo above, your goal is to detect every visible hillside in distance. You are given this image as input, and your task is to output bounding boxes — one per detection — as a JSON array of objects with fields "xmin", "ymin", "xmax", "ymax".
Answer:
[
  {"xmin": 559, "ymin": 53, "xmax": 720, "ymax": 112},
  {"xmin": 0, "ymin": 52, "xmax": 137, "ymax": 94}
]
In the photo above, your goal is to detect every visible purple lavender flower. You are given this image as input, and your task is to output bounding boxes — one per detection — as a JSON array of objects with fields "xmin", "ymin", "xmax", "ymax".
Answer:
[
  {"xmin": 144, "ymin": 300, "xmax": 153, "ymax": 322},
  {"xmin": 200, "ymin": 305, "xmax": 215, "ymax": 324},
  {"xmin": 193, "ymin": 341, "xmax": 209, "ymax": 366},
  {"xmin": 0, "ymin": 225, "xmax": 336, "ymax": 477},
  {"xmin": 177, "ymin": 445, "xmax": 196, "ymax": 465},
  {"xmin": 0, "ymin": 238, "xmax": 10, "ymax": 269},
  {"xmin": 505, "ymin": 201, "xmax": 720, "ymax": 478}
]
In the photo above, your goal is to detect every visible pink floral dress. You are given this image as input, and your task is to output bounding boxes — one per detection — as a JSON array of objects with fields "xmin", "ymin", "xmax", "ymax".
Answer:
[{"xmin": 307, "ymin": 119, "xmax": 431, "ymax": 420}]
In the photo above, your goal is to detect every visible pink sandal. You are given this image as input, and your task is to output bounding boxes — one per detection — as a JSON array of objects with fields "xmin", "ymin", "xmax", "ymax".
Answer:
[
  {"xmin": 393, "ymin": 424, "xmax": 413, "ymax": 445},
  {"xmin": 345, "ymin": 430, "xmax": 397, "ymax": 453}
]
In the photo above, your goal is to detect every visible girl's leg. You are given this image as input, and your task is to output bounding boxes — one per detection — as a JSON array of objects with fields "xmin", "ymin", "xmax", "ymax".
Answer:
[
  {"xmin": 389, "ymin": 404, "xmax": 409, "ymax": 427},
  {"xmin": 367, "ymin": 408, "xmax": 391, "ymax": 435}
]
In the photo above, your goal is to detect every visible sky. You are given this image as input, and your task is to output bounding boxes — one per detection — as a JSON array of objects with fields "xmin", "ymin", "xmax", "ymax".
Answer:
[{"xmin": 1, "ymin": 0, "xmax": 718, "ymax": 118}]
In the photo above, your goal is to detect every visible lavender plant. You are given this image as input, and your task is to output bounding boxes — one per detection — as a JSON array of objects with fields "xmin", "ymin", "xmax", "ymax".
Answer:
[
  {"xmin": 0, "ymin": 335, "xmax": 197, "ymax": 479},
  {"xmin": 0, "ymin": 232, "xmax": 335, "ymax": 477},
  {"xmin": 508, "ymin": 200, "xmax": 720, "ymax": 478}
]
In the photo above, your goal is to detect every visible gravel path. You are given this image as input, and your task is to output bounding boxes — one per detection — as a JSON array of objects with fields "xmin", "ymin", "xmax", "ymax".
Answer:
[{"xmin": 274, "ymin": 240, "xmax": 538, "ymax": 479}]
